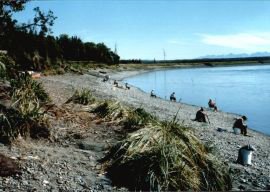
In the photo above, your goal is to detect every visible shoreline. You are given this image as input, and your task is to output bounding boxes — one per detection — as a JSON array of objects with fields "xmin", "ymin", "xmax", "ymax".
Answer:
[
  {"xmin": 39, "ymin": 66, "xmax": 270, "ymax": 191},
  {"xmin": 109, "ymin": 64, "xmax": 270, "ymax": 137}
]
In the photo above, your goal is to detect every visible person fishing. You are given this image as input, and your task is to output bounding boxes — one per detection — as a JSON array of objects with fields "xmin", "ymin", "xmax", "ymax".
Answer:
[
  {"xmin": 150, "ymin": 90, "xmax": 157, "ymax": 98},
  {"xmin": 125, "ymin": 83, "xmax": 130, "ymax": 90},
  {"xmin": 102, "ymin": 75, "xmax": 110, "ymax": 82},
  {"xmin": 195, "ymin": 107, "xmax": 210, "ymax": 123},
  {"xmin": 170, "ymin": 92, "xmax": 176, "ymax": 102},
  {"xmin": 233, "ymin": 115, "xmax": 248, "ymax": 136},
  {"xmin": 113, "ymin": 80, "xmax": 119, "ymax": 87},
  {"xmin": 208, "ymin": 99, "xmax": 218, "ymax": 112}
]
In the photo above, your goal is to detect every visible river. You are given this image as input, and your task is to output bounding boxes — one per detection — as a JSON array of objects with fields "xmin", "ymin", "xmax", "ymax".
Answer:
[{"xmin": 124, "ymin": 64, "xmax": 270, "ymax": 135}]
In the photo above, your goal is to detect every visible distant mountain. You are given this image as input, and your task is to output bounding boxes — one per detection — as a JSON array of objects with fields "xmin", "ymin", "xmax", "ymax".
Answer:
[{"xmin": 198, "ymin": 52, "xmax": 270, "ymax": 59}]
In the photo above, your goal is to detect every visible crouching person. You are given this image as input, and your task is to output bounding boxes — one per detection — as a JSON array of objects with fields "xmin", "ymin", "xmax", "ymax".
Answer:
[
  {"xmin": 195, "ymin": 107, "xmax": 209, "ymax": 123},
  {"xmin": 233, "ymin": 115, "xmax": 248, "ymax": 136},
  {"xmin": 170, "ymin": 92, "xmax": 176, "ymax": 102},
  {"xmin": 150, "ymin": 90, "xmax": 157, "ymax": 98}
]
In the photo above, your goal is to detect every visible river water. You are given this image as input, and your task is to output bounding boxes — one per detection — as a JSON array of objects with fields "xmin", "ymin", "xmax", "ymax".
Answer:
[{"xmin": 124, "ymin": 64, "xmax": 270, "ymax": 135}]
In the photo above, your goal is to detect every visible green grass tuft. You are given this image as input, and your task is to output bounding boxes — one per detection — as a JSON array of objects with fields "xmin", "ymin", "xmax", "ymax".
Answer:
[
  {"xmin": 0, "ymin": 73, "xmax": 50, "ymax": 143},
  {"xmin": 123, "ymin": 107, "xmax": 156, "ymax": 130},
  {"xmin": 91, "ymin": 100, "xmax": 126, "ymax": 121},
  {"xmin": 0, "ymin": 61, "xmax": 6, "ymax": 79},
  {"xmin": 66, "ymin": 88, "xmax": 95, "ymax": 105},
  {"xmin": 11, "ymin": 73, "xmax": 50, "ymax": 103}
]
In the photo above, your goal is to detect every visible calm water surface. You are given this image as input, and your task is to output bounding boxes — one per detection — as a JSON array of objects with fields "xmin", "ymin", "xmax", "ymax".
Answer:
[{"xmin": 125, "ymin": 64, "xmax": 270, "ymax": 135}]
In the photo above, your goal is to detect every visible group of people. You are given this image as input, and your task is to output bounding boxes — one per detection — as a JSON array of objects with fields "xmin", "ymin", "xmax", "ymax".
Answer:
[
  {"xmin": 102, "ymin": 75, "xmax": 131, "ymax": 90},
  {"xmin": 194, "ymin": 107, "xmax": 248, "ymax": 136},
  {"xmin": 150, "ymin": 91, "xmax": 176, "ymax": 101},
  {"xmin": 113, "ymin": 80, "xmax": 130, "ymax": 90},
  {"xmin": 150, "ymin": 90, "xmax": 248, "ymax": 136}
]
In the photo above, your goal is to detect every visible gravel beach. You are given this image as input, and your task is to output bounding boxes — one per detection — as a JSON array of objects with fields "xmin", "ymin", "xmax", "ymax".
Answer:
[
  {"xmin": 41, "ymin": 69, "xmax": 270, "ymax": 191},
  {"xmin": 1, "ymin": 67, "xmax": 269, "ymax": 191}
]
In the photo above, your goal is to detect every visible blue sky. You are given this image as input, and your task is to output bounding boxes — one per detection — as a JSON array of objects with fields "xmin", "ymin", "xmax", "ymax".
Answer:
[{"xmin": 13, "ymin": 0, "xmax": 270, "ymax": 60}]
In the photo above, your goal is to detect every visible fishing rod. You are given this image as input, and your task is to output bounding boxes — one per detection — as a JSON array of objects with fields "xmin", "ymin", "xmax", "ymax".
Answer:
[{"xmin": 206, "ymin": 114, "xmax": 211, "ymax": 124}]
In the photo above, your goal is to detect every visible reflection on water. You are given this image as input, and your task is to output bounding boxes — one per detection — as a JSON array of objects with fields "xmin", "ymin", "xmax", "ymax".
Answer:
[{"xmin": 125, "ymin": 64, "xmax": 270, "ymax": 135}]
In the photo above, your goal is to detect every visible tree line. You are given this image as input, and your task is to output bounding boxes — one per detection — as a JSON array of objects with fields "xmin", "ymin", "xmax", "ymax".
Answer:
[{"xmin": 0, "ymin": 0, "xmax": 120, "ymax": 71}]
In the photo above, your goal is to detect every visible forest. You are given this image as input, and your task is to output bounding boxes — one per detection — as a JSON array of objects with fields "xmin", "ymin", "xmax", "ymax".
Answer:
[{"xmin": 0, "ymin": 0, "xmax": 120, "ymax": 71}]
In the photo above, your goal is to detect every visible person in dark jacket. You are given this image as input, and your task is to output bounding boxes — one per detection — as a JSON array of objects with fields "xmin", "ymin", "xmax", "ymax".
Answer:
[
  {"xmin": 195, "ymin": 107, "xmax": 209, "ymax": 123},
  {"xmin": 125, "ymin": 83, "xmax": 130, "ymax": 90},
  {"xmin": 233, "ymin": 116, "xmax": 248, "ymax": 135},
  {"xmin": 150, "ymin": 90, "xmax": 157, "ymax": 98},
  {"xmin": 170, "ymin": 92, "xmax": 176, "ymax": 102},
  {"xmin": 113, "ymin": 80, "xmax": 119, "ymax": 87}
]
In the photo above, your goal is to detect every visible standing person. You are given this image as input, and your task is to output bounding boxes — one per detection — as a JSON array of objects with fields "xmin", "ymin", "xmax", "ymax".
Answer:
[
  {"xmin": 195, "ymin": 107, "xmax": 209, "ymax": 123},
  {"xmin": 233, "ymin": 116, "xmax": 248, "ymax": 136},
  {"xmin": 208, "ymin": 99, "xmax": 218, "ymax": 112},
  {"xmin": 150, "ymin": 90, "xmax": 157, "ymax": 98},
  {"xmin": 170, "ymin": 92, "xmax": 176, "ymax": 102}
]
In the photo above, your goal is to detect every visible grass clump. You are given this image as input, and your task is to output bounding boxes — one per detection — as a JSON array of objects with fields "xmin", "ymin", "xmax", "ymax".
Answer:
[
  {"xmin": 66, "ymin": 88, "xmax": 95, "ymax": 105},
  {"xmin": 0, "ymin": 74, "xmax": 50, "ymax": 143},
  {"xmin": 0, "ymin": 104, "xmax": 50, "ymax": 143},
  {"xmin": 10, "ymin": 73, "xmax": 50, "ymax": 103},
  {"xmin": 105, "ymin": 118, "xmax": 231, "ymax": 191},
  {"xmin": 123, "ymin": 108, "xmax": 156, "ymax": 130},
  {"xmin": 91, "ymin": 101, "xmax": 155, "ymax": 127},
  {"xmin": 0, "ymin": 53, "xmax": 17, "ymax": 80},
  {"xmin": 0, "ymin": 61, "xmax": 6, "ymax": 79},
  {"xmin": 91, "ymin": 100, "xmax": 126, "ymax": 121}
]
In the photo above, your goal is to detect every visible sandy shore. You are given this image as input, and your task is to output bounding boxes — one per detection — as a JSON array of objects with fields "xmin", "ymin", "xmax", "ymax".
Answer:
[{"xmin": 39, "ymin": 67, "xmax": 270, "ymax": 191}]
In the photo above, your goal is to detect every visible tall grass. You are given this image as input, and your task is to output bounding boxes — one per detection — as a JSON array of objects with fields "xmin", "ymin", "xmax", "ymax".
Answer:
[
  {"xmin": 123, "ymin": 107, "xmax": 156, "ymax": 130},
  {"xmin": 105, "ymin": 116, "xmax": 231, "ymax": 191},
  {"xmin": 0, "ymin": 104, "xmax": 49, "ymax": 142},
  {"xmin": 91, "ymin": 100, "xmax": 126, "ymax": 121},
  {"xmin": 10, "ymin": 73, "xmax": 50, "ymax": 103},
  {"xmin": 0, "ymin": 53, "xmax": 17, "ymax": 80},
  {"xmin": 91, "ymin": 101, "xmax": 156, "ymax": 128},
  {"xmin": 0, "ymin": 61, "xmax": 6, "ymax": 79},
  {"xmin": 66, "ymin": 88, "xmax": 95, "ymax": 105},
  {"xmin": 0, "ymin": 74, "xmax": 50, "ymax": 143}
]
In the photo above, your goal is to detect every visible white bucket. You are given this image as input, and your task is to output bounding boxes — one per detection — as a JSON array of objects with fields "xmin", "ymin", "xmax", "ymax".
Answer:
[
  {"xmin": 233, "ymin": 128, "xmax": 241, "ymax": 134},
  {"xmin": 241, "ymin": 149, "xmax": 253, "ymax": 165}
]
